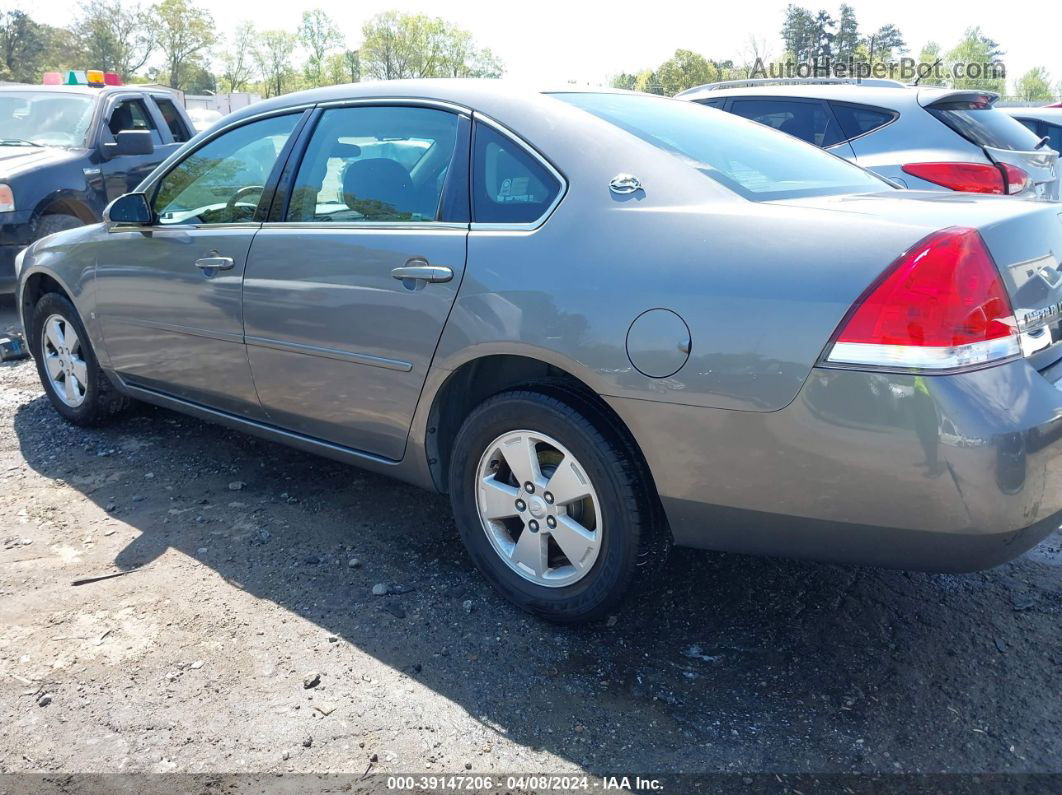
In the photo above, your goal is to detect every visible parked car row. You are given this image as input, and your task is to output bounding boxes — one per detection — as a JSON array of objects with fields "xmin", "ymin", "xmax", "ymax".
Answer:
[
  {"xmin": 678, "ymin": 77, "xmax": 1060, "ymax": 199},
  {"xmin": 11, "ymin": 78, "xmax": 1062, "ymax": 622}
]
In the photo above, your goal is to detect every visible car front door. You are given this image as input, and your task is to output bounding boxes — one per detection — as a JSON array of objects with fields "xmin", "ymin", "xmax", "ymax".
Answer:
[
  {"xmin": 93, "ymin": 111, "xmax": 305, "ymax": 417},
  {"xmin": 241, "ymin": 103, "xmax": 470, "ymax": 460}
]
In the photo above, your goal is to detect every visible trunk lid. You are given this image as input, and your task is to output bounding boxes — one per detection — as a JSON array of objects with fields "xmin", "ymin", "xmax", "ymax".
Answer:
[{"xmin": 770, "ymin": 191, "xmax": 1062, "ymax": 370}]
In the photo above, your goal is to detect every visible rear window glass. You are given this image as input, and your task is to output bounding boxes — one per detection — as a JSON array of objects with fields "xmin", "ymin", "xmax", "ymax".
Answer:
[
  {"xmin": 554, "ymin": 92, "xmax": 887, "ymax": 201},
  {"xmin": 473, "ymin": 124, "xmax": 561, "ymax": 224},
  {"xmin": 727, "ymin": 98, "xmax": 842, "ymax": 147},
  {"xmin": 928, "ymin": 104, "xmax": 1043, "ymax": 151},
  {"xmin": 830, "ymin": 103, "xmax": 896, "ymax": 141}
]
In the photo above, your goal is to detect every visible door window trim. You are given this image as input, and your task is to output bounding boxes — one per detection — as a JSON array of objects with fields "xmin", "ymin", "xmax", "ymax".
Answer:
[
  {"xmin": 469, "ymin": 113, "xmax": 568, "ymax": 232},
  {"xmin": 262, "ymin": 99, "xmax": 474, "ymax": 231}
]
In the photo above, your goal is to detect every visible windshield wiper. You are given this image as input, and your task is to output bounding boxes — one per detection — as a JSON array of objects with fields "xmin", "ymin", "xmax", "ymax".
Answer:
[{"xmin": 0, "ymin": 138, "xmax": 42, "ymax": 147}]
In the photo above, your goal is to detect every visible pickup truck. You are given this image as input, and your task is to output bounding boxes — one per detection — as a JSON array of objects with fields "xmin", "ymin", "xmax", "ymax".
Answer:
[{"xmin": 0, "ymin": 82, "xmax": 196, "ymax": 292}]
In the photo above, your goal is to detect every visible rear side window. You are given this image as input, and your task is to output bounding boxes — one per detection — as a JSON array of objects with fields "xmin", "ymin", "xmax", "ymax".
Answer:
[
  {"xmin": 556, "ymin": 92, "xmax": 886, "ymax": 201},
  {"xmin": 155, "ymin": 97, "xmax": 192, "ymax": 143},
  {"xmin": 473, "ymin": 124, "xmax": 561, "ymax": 224},
  {"xmin": 830, "ymin": 103, "xmax": 896, "ymax": 141},
  {"xmin": 927, "ymin": 102, "xmax": 1042, "ymax": 151},
  {"xmin": 728, "ymin": 98, "xmax": 842, "ymax": 148}
]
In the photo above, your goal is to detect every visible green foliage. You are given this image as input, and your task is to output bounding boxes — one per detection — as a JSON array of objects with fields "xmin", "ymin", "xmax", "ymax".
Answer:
[
  {"xmin": 656, "ymin": 50, "xmax": 717, "ymax": 96},
  {"xmin": 219, "ymin": 22, "xmax": 257, "ymax": 92},
  {"xmin": 73, "ymin": 3, "xmax": 155, "ymax": 79},
  {"xmin": 360, "ymin": 11, "xmax": 503, "ymax": 80},
  {"xmin": 153, "ymin": 0, "xmax": 216, "ymax": 89},
  {"xmin": 254, "ymin": 30, "xmax": 297, "ymax": 98},
  {"xmin": 299, "ymin": 9, "xmax": 344, "ymax": 88},
  {"xmin": 915, "ymin": 42, "xmax": 945, "ymax": 86},
  {"xmin": 1, "ymin": 9, "xmax": 52, "ymax": 83},
  {"xmin": 1015, "ymin": 67, "xmax": 1053, "ymax": 102},
  {"xmin": 946, "ymin": 26, "xmax": 1005, "ymax": 93}
]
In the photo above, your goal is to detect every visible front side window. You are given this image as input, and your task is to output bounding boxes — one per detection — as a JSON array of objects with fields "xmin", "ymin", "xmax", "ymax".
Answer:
[
  {"xmin": 153, "ymin": 113, "xmax": 299, "ymax": 225},
  {"xmin": 286, "ymin": 106, "xmax": 460, "ymax": 223},
  {"xmin": 728, "ymin": 98, "xmax": 842, "ymax": 148},
  {"xmin": 555, "ymin": 92, "xmax": 887, "ymax": 201},
  {"xmin": 472, "ymin": 124, "xmax": 561, "ymax": 224},
  {"xmin": 107, "ymin": 98, "xmax": 162, "ymax": 144},
  {"xmin": 155, "ymin": 97, "xmax": 192, "ymax": 143},
  {"xmin": 0, "ymin": 92, "xmax": 94, "ymax": 147}
]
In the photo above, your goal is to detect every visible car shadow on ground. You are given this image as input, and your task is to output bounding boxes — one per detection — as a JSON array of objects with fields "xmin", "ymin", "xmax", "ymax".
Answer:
[{"xmin": 12, "ymin": 391, "xmax": 1062, "ymax": 774}]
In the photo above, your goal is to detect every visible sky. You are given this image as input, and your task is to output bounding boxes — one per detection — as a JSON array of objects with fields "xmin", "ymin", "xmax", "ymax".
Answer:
[{"xmin": 27, "ymin": 0, "xmax": 1062, "ymax": 92}]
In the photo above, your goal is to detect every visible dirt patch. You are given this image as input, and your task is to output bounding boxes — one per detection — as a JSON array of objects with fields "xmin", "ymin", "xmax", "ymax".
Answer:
[{"xmin": 0, "ymin": 297, "xmax": 1060, "ymax": 776}]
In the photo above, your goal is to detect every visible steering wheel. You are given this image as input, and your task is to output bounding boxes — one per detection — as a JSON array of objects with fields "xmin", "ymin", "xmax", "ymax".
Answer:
[{"xmin": 225, "ymin": 185, "xmax": 265, "ymax": 220}]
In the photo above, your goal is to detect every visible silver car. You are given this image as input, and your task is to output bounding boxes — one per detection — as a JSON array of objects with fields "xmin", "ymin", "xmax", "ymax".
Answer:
[
  {"xmin": 678, "ymin": 79, "xmax": 1060, "ymax": 199},
  {"xmin": 15, "ymin": 81, "xmax": 1062, "ymax": 622}
]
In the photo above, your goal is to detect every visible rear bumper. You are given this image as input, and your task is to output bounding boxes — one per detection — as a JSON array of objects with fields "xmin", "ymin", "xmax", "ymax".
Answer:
[{"xmin": 608, "ymin": 358, "xmax": 1062, "ymax": 572}]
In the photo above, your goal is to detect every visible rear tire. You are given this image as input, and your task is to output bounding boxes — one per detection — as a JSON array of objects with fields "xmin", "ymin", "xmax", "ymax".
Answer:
[
  {"xmin": 30, "ymin": 292, "xmax": 129, "ymax": 426},
  {"xmin": 449, "ymin": 387, "xmax": 663, "ymax": 623}
]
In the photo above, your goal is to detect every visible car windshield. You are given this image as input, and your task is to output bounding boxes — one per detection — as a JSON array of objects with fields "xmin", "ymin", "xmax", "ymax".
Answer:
[
  {"xmin": 553, "ymin": 92, "xmax": 890, "ymax": 200},
  {"xmin": 0, "ymin": 92, "xmax": 95, "ymax": 148}
]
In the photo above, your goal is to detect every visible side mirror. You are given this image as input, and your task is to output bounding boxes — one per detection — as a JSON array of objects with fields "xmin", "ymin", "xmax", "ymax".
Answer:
[
  {"xmin": 102, "ymin": 130, "xmax": 155, "ymax": 159},
  {"xmin": 104, "ymin": 193, "xmax": 152, "ymax": 225}
]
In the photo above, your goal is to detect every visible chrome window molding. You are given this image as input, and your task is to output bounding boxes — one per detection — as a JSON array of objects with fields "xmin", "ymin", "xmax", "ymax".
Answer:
[
  {"xmin": 470, "ymin": 113, "xmax": 568, "ymax": 233},
  {"xmin": 316, "ymin": 96, "xmax": 472, "ymax": 116},
  {"xmin": 258, "ymin": 221, "xmax": 468, "ymax": 232}
]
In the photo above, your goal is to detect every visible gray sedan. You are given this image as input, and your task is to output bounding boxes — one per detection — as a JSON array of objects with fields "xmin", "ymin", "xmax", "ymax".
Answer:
[{"xmin": 15, "ymin": 81, "xmax": 1062, "ymax": 622}]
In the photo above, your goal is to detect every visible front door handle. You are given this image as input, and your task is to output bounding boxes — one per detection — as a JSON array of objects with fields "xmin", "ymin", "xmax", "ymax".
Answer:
[
  {"xmin": 195, "ymin": 256, "xmax": 234, "ymax": 271},
  {"xmin": 391, "ymin": 263, "xmax": 453, "ymax": 283}
]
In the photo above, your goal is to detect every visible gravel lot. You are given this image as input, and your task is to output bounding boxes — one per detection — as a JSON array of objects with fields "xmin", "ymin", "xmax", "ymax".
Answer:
[{"xmin": 1, "ymin": 295, "xmax": 1060, "ymax": 781}]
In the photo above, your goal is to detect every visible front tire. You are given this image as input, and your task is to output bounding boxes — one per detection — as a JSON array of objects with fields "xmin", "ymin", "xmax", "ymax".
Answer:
[
  {"xmin": 34, "ymin": 213, "xmax": 83, "ymax": 241},
  {"xmin": 449, "ymin": 387, "xmax": 662, "ymax": 623},
  {"xmin": 30, "ymin": 292, "xmax": 129, "ymax": 425}
]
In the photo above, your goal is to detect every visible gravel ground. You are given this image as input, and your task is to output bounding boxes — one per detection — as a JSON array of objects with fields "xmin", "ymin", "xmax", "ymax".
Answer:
[{"xmin": 1, "ymin": 295, "xmax": 1061, "ymax": 781}]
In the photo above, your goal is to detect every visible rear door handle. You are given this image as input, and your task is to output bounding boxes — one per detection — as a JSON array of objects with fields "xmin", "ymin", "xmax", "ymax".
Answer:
[
  {"xmin": 195, "ymin": 256, "xmax": 234, "ymax": 271},
  {"xmin": 391, "ymin": 264, "xmax": 453, "ymax": 283}
]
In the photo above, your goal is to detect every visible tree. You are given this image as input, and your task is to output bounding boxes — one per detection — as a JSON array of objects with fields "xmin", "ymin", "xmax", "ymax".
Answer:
[
  {"xmin": 255, "ymin": 29, "xmax": 296, "ymax": 97},
  {"xmin": 360, "ymin": 12, "xmax": 503, "ymax": 80},
  {"xmin": 864, "ymin": 23, "xmax": 905, "ymax": 63},
  {"xmin": 810, "ymin": 10, "xmax": 834, "ymax": 59},
  {"xmin": 611, "ymin": 72, "xmax": 639, "ymax": 90},
  {"xmin": 915, "ymin": 41, "xmax": 945, "ymax": 86},
  {"xmin": 74, "ymin": 3, "xmax": 154, "ymax": 80},
  {"xmin": 1016, "ymin": 67, "xmax": 1053, "ymax": 102},
  {"xmin": 780, "ymin": 4, "xmax": 816, "ymax": 61},
  {"xmin": 655, "ymin": 49, "xmax": 716, "ymax": 96},
  {"xmin": 946, "ymin": 26, "xmax": 1005, "ymax": 92},
  {"xmin": 299, "ymin": 9, "xmax": 343, "ymax": 88},
  {"xmin": 152, "ymin": 0, "xmax": 216, "ymax": 89},
  {"xmin": 220, "ymin": 23, "xmax": 257, "ymax": 92},
  {"xmin": 833, "ymin": 4, "xmax": 859, "ymax": 59},
  {"xmin": 0, "ymin": 9, "xmax": 46, "ymax": 82}
]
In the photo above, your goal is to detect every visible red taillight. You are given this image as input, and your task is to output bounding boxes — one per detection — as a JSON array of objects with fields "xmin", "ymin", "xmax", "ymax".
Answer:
[
  {"xmin": 901, "ymin": 162, "xmax": 1031, "ymax": 195},
  {"xmin": 825, "ymin": 227, "xmax": 1020, "ymax": 371},
  {"xmin": 902, "ymin": 162, "xmax": 1005, "ymax": 194},
  {"xmin": 1000, "ymin": 163, "xmax": 1030, "ymax": 195}
]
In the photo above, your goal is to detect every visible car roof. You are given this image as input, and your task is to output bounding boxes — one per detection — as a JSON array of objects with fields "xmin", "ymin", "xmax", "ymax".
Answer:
[
  {"xmin": 677, "ymin": 82, "xmax": 993, "ymax": 112},
  {"xmin": 999, "ymin": 107, "xmax": 1062, "ymax": 124},
  {"xmin": 221, "ymin": 79, "xmax": 630, "ymax": 127},
  {"xmin": 0, "ymin": 83, "xmax": 178, "ymax": 98}
]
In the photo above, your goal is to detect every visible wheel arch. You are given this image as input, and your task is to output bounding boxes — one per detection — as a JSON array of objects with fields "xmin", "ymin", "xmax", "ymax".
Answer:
[
  {"xmin": 32, "ymin": 191, "xmax": 98, "ymax": 226},
  {"xmin": 423, "ymin": 352, "xmax": 661, "ymax": 508}
]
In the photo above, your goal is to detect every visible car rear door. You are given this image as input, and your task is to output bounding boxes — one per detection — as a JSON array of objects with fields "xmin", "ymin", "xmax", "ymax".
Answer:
[{"xmin": 241, "ymin": 102, "xmax": 471, "ymax": 461}]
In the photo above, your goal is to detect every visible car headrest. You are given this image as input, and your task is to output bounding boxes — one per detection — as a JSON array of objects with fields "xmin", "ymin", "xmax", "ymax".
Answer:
[{"xmin": 342, "ymin": 158, "xmax": 413, "ymax": 214}]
